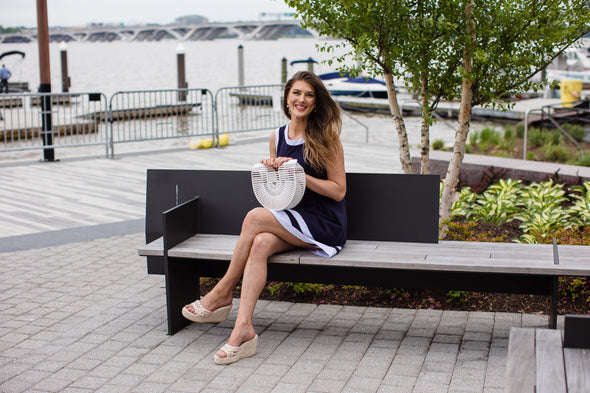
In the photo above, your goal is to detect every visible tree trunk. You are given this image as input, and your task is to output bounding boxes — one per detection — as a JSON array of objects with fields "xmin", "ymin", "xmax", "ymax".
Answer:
[
  {"xmin": 384, "ymin": 72, "xmax": 413, "ymax": 174},
  {"xmin": 439, "ymin": 94, "xmax": 472, "ymax": 224},
  {"xmin": 419, "ymin": 73, "xmax": 431, "ymax": 174},
  {"xmin": 439, "ymin": 0, "xmax": 475, "ymax": 234}
]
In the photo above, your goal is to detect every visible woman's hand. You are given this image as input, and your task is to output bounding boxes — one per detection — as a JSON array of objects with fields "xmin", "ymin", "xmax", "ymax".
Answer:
[{"xmin": 260, "ymin": 157, "xmax": 293, "ymax": 170}]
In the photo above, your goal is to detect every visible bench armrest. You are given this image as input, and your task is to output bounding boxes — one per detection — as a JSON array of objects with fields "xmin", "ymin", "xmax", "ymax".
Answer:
[{"xmin": 162, "ymin": 196, "xmax": 200, "ymax": 254}]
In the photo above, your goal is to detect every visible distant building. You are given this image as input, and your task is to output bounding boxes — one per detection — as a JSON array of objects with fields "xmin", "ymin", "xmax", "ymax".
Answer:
[{"xmin": 174, "ymin": 15, "xmax": 208, "ymax": 25}]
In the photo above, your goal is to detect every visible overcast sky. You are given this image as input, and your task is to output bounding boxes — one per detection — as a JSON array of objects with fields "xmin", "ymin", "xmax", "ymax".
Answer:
[{"xmin": 1, "ymin": 0, "xmax": 296, "ymax": 28}]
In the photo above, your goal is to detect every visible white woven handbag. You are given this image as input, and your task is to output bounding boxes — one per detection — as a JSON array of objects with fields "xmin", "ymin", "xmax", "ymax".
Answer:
[{"xmin": 251, "ymin": 159, "xmax": 306, "ymax": 210}]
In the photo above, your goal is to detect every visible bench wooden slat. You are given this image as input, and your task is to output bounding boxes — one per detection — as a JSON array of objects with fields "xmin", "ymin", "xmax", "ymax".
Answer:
[
  {"xmin": 302, "ymin": 253, "xmax": 590, "ymax": 275},
  {"xmin": 564, "ymin": 348, "xmax": 590, "ymax": 393},
  {"xmin": 506, "ymin": 328, "xmax": 536, "ymax": 393},
  {"xmin": 139, "ymin": 235, "xmax": 590, "ymax": 275},
  {"xmin": 138, "ymin": 238, "xmax": 164, "ymax": 256},
  {"xmin": 155, "ymin": 234, "xmax": 302, "ymax": 264},
  {"xmin": 535, "ymin": 329, "xmax": 567, "ymax": 393},
  {"xmin": 381, "ymin": 241, "xmax": 547, "ymax": 253},
  {"xmin": 425, "ymin": 256, "xmax": 590, "ymax": 275}
]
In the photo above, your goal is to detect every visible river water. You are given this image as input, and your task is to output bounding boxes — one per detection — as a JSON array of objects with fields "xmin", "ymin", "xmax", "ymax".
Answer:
[{"xmin": 1, "ymin": 38, "xmax": 350, "ymax": 96}]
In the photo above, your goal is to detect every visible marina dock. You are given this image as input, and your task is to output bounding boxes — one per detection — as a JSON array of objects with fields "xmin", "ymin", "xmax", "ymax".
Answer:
[
  {"xmin": 0, "ymin": 122, "xmax": 99, "ymax": 142},
  {"xmin": 226, "ymin": 90, "xmax": 590, "ymax": 126},
  {"xmin": 83, "ymin": 102, "xmax": 200, "ymax": 122},
  {"xmin": 335, "ymin": 95, "xmax": 568, "ymax": 122},
  {"xmin": 0, "ymin": 96, "xmax": 23, "ymax": 108}
]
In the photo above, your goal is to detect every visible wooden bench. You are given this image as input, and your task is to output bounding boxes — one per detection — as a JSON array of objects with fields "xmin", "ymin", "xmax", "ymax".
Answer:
[
  {"xmin": 506, "ymin": 315, "xmax": 590, "ymax": 393},
  {"xmin": 138, "ymin": 169, "xmax": 590, "ymax": 335}
]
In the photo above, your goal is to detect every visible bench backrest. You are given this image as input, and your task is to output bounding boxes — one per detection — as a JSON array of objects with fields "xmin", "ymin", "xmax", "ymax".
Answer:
[{"xmin": 146, "ymin": 169, "xmax": 440, "ymax": 244}]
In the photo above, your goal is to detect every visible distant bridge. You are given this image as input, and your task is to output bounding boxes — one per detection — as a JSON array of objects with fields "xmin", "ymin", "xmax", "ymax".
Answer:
[{"xmin": 0, "ymin": 20, "xmax": 313, "ymax": 43}]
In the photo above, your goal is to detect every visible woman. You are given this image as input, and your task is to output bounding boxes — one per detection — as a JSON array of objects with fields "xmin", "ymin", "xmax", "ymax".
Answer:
[{"xmin": 182, "ymin": 71, "xmax": 347, "ymax": 364}]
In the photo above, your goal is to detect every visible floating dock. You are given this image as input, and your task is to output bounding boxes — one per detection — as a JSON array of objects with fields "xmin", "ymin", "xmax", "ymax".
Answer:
[
  {"xmin": 1, "ymin": 94, "xmax": 80, "ymax": 108},
  {"xmin": 226, "ymin": 90, "xmax": 581, "ymax": 125},
  {"xmin": 0, "ymin": 96, "xmax": 23, "ymax": 108},
  {"xmin": 334, "ymin": 95, "xmax": 572, "ymax": 123},
  {"xmin": 30, "ymin": 94, "xmax": 81, "ymax": 106},
  {"xmin": 229, "ymin": 92, "xmax": 276, "ymax": 106},
  {"xmin": 83, "ymin": 103, "xmax": 200, "ymax": 122},
  {"xmin": 0, "ymin": 122, "xmax": 99, "ymax": 142}
]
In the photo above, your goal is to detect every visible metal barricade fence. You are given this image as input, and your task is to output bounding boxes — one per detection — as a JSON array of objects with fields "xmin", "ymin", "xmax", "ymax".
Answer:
[
  {"xmin": 1, "ymin": 86, "xmax": 287, "ymax": 159},
  {"xmin": 0, "ymin": 92, "xmax": 109, "ymax": 155},
  {"xmin": 108, "ymin": 88, "xmax": 215, "ymax": 157},
  {"xmin": 214, "ymin": 84, "xmax": 286, "ymax": 143}
]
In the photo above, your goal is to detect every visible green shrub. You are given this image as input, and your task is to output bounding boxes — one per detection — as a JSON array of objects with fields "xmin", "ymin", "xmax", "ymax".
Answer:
[
  {"xmin": 471, "ymin": 179, "xmax": 523, "ymax": 225},
  {"xmin": 543, "ymin": 145, "xmax": 571, "ymax": 162},
  {"xmin": 559, "ymin": 276, "xmax": 590, "ymax": 303},
  {"xmin": 526, "ymin": 152, "xmax": 537, "ymax": 160},
  {"xmin": 479, "ymin": 126, "xmax": 501, "ymax": 146},
  {"xmin": 546, "ymin": 130, "xmax": 562, "ymax": 145},
  {"xmin": 469, "ymin": 131, "xmax": 479, "ymax": 147},
  {"xmin": 267, "ymin": 282, "xmax": 283, "ymax": 296},
  {"xmin": 515, "ymin": 123, "xmax": 525, "ymax": 138},
  {"xmin": 499, "ymin": 137, "xmax": 516, "ymax": 152},
  {"xmin": 291, "ymin": 282, "xmax": 328, "ymax": 295},
  {"xmin": 567, "ymin": 183, "xmax": 590, "ymax": 227},
  {"xmin": 569, "ymin": 153, "xmax": 590, "ymax": 167},
  {"xmin": 528, "ymin": 127, "xmax": 545, "ymax": 148},
  {"xmin": 478, "ymin": 141, "xmax": 490, "ymax": 152},
  {"xmin": 446, "ymin": 290, "xmax": 469, "ymax": 305},
  {"xmin": 515, "ymin": 180, "xmax": 572, "ymax": 242},
  {"xmin": 519, "ymin": 226, "xmax": 590, "ymax": 245},
  {"xmin": 496, "ymin": 126, "xmax": 516, "ymax": 152},
  {"xmin": 441, "ymin": 220, "xmax": 508, "ymax": 242},
  {"xmin": 447, "ymin": 180, "xmax": 590, "ymax": 244},
  {"xmin": 432, "ymin": 139, "xmax": 445, "ymax": 150},
  {"xmin": 503, "ymin": 125, "xmax": 515, "ymax": 140},
  {"xmin": 562, "ymin": 123, "xmax": 587, "ymax": 143},
  {"xmin": 450, "ymin": 187, "xmax": 479, "ymax": 219}
]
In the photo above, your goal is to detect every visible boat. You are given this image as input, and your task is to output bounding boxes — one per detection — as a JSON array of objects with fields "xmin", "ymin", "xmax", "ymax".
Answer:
[
  {"xmin": 289, "ymin": 58, "xmax": 388, "ymax": 98},
  {"xmin": 319, "ymin": 72, "xmax": 388, "ymax": 99}
]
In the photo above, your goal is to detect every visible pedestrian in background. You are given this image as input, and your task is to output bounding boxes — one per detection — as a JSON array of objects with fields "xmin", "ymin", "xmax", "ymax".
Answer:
[{"xmin": 0, "ymin": 64, "xmax": 12, "ymax": 93}]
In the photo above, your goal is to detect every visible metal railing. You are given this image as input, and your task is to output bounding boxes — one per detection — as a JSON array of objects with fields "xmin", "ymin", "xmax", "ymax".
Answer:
[
  {"xmin": 0, "ymin": 85, "xmax": 292, "ymax": 158},
  {"xmin": 523, "ymin": 102, "xmax": 588, "ymax": 159},
  {"xmin": 214, "ymin": 84, "xmax": 285, "ymax": 144},
  {"xmin": 108, "ymin": 88, "xmax": 215, "ymax": 157},
  {"xmin": 0, "ymin": 92, "xmax": 109, "ymax": 156}
]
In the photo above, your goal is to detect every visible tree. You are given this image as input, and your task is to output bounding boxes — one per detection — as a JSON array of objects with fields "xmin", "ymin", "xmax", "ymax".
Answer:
[
  {"xmin": 286, "ymin": 0, "xmax": 418, "ymax": 173},
  {"xmin": 286, "ymin": 0, "xmax": 466, "ymax": 175},
  {"xmin": 397, "ymin": 1, "xmax": 464, "ymax": 174},
  {"xmin": 0, "ymin": 26, "xmax": 21, "ymax": 33},
  {"xmin": 439, "ymin": 0, "xmax": 590, "ymax": 225},
  {"xmin": 287, "ymin": 0, "xmax": 590, "ymax": 228}
]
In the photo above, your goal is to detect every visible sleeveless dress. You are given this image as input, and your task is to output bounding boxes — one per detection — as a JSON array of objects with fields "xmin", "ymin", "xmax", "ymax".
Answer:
[{"xmin": 270, "ymin": 123, "xmax": 347, "ymax": 258}]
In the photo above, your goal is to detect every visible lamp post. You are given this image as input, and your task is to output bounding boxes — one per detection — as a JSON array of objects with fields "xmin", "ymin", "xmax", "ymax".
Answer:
[{"xmin": 176, "ymin": 44, "xmax": 187, "ymax": 102}]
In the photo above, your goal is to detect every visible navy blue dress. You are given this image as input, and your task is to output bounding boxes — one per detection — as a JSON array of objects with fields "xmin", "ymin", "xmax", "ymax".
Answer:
[{"xmin": 270, "ymin": 123, "xmax": 347, "ymax": 258}]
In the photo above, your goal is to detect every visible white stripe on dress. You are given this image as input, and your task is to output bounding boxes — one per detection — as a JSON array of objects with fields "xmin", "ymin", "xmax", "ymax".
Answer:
[{"xmin": 271, "ymin": 209, "xmax": 340, "ymax": 258}]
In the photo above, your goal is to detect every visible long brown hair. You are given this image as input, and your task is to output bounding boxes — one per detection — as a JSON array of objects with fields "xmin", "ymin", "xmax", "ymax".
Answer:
[{"xmin": 283, "ymin": 71, "xmax": 342, "ymax": 173}]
